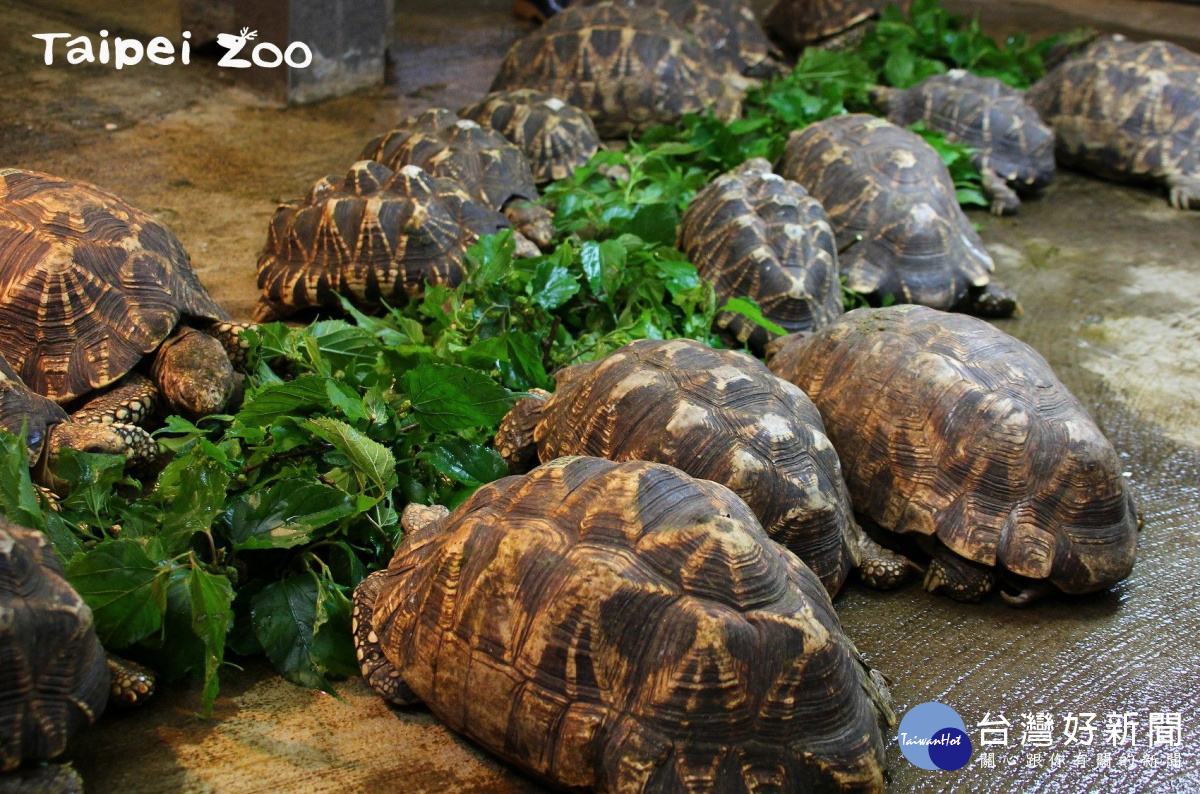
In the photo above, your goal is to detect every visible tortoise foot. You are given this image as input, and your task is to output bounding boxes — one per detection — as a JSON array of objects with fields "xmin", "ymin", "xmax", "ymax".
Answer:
[
  {"xmin": 107, "ymin": 654, "xmax": 155, "ymax": 706},
  {"xmin": 352, "ymin": 572, "xmax": 421, "ymax": 706},
  {"xmin": 924, "ymin": 549, "xmax": 995, "ymax": 602}
]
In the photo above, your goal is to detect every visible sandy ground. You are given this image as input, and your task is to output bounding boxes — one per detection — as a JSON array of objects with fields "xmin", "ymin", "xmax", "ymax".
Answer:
[{"xmin": 2, "ymin": 0, "xmax": 1199, "ymax": 791}]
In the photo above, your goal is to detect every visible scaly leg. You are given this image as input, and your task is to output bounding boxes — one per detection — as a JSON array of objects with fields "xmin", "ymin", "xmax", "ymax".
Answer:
[
  {"xmin": 70, "ymin": 373, "xmax": 158, "ymax": 427},
  {"xmin": 982, "ymin": 168, "xmax": 1021, "ymax": 216},
  {"xmin": 924, "ymin": 544, "xmax": 996, "ymax": 602},
  {"xmin": 352, "ymin": 571, "xmax": 421, "ymax": 706},
  {"xmin": 204, "ymin": 321, "xmax": 255, "ymax": 372}
]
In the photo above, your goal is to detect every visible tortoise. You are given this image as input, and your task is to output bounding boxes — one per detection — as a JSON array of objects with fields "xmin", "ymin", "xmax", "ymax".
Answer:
[
  {"xmin": 872, "ymin": 70, "xmax": 1057, "ymax": 215},
  {"xmin": 0, "ymin": 352, "xmax": 155, "ymax": 487},
  {"xmin": 254, "ymin": 161, "xmax": 509, "ymax": 322},
  {"xmin": 458, "ymin": 90, "xmax": 601, "ymax": 184},
  {"xmin": 490, "ymin": 3, "xmax": 742, "ymax": 138},
  {"xmin": 354, "ymin": 456, "xmax": 895, "ymax": 792},
  {"xmin": 0, "ymin": 521, "xmax": 155, "ymax": 773},
  {"xmin": 767, "ymin": 305, "xmax": 1140, "ymax": 605},
  {"xmin": 0, "ymin": 169, "xmax": 251, "ymax": 431},
  {"xmin": 678, "ymin": 158, "xmax": 843, "ymax": 352},
  {"xmin": 777, "ymin": 114, "xmax": 1017, "ymax": 317},
  {"xmin": 1026, "ymin": 36, "xmax": 1200, "ymax": 211},
  {"xmin": 360, "ymin": 108, "xmax": 554, "ymax": 252},
  {"xmin": 764, "ymin": 0, "xmax": 909, "ymax": 51},
  {"xmin": 573, "ymin": 0, "xmax": 782, "ymax": 78},
  {"xmin": 494, "ymin": 338, "xmax": 912, "ymax": 597}
]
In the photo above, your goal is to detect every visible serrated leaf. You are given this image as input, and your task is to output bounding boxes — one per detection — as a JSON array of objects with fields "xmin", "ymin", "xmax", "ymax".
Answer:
[
  {"xmin": 222, "ymin": 479, "xmax": 362, "ymax": 550},
  {"xmin": 304, "ymin": 417, "xmax": 397, "ymax": 494},
  {"xmin": 420, "ymin": 438, "xmax": 509, "ymax": 487},
  {"xmin": 66, "ymin": 539, "xmax": 167, "ymax": 647},
  {"xmin": 188, "ymin": 561, "xmax": 234, "ymax": 715},
  {"xmin": 400, "ymin": 363, "xmax": 513, "ymax": 433},
  {"xmin": 312, "ymin": 577, "xmax": 358, "ymax": 680},
  {"xmin": 325, "ymin": 379, "xmax": 370, "ymax": 424},
  {"xmin": 158, "ymin": 454, "xmax": 231, "ymax": 555},
  {"xmin": 530, "ymin": 258, "xmax": 580, "ymax": 310},
  {"xmin": 236, "ymin": 375, "xmax": 333, "ymax": 427},
  {"xmin": 0, "ymin": 428, "xmax": 45, "ymax": 531},
  {"xmin": 251, "ymin": 574, "xmax": 338, "ymax": 694}
]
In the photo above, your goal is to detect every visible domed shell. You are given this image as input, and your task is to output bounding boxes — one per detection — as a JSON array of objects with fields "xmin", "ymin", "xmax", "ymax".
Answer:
[
  {"xmin": 0, "ymin": 169, "xmax": 229, "ymax": 403},
  {"xmin": 360, "ymin": 108, "xmax": 539, "ymax": 212},
  {"xmin": 574, "ymin": 0, "xmax": 780, "ymax": 78},
  {"xmin": 0, "ymin": 352, "xmax": 69, "ymax": 465},
  {"xmin": 881, "ymin": 71, "xmax": 1056, "ymax": 190},
  {"xmin": 768, "ymin": 306, "xmax": 1139, "ymax": 596},
  {"xmin": 254, "ymin": 161, "xmax": 508, "ymax": 322},
  {"xmin": 777, "ymin": 114, "xmax": 995, "ymax": 311},
  {"xmin": 458, "ymin": 90, "xmax": 601, "ymax": 184},
  {"xmin": 678, "ymin": 158, "xmax": 843, "ymax": 351},
  {"xmin": 490, "ymin": 3, "xmax": 741, "ymax": 137},
  {"xmin": 0, "ymin": 520, "xmax": 110, "ymax": 771},
  {"xmin": 359, "ymin": 456, "xmax": 892, "ymax": 792},
  {"xmin": 1026, "ymin": 37, "xmax": 1200, "ymax": 209},
  {"xmin": 500, "ymin": 338, "xmax": 861, "ymax": 596},
  {"xmin": 764, "ymin": 0, "xmax": 905, "ymax": 50}
]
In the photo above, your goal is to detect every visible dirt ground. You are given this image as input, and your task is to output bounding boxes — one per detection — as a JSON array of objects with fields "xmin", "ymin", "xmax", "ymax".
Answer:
[{"xmin": 2, "ymin": 0, "xmax": 1199, "ymax": 791}]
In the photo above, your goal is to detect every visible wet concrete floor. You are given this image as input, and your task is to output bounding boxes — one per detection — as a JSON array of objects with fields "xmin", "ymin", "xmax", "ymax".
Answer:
[{"xmin": 2, "ymin": 0, "xmax": 1199, "ymax": 791}]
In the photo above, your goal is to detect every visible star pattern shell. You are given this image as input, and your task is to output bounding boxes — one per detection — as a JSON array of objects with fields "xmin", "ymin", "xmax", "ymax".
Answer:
[
  {"xmin": 364, "ymin": 456, "xmax": 890, "ymax": 792},
  {"xmin": 490, "ymin": 3, "xmax": 741, "ymax": 138},
  {"xmin": 458, "ymin": 90, "xmax": 601, "ymax": 184},
  {"xmin": 678, "ymin": 159, "xmax": 843, "ymax": 350},
  {"xmin": 764, "ymin": 0, "xmax": 906, "ymax": 50},
  {"xmin": 883, "ymin": 71, "xmax": 1056, "ymax": 189},
  {"xmin": 0, "ymin": 169, "xmax": 229, "ymax": 403},
  {"xmin": 360, "ymin": 108, "xmax": 540, "ymax": 212},
  {"xmin": 0, "ymin": 353, "xmax": 69, "ymax": 463},
  {"xmin": 768, "ymin": 306, "xmax": 1139, "ymax": 595},
  {"xmin": 777, "ymin": 114, "xmax": 995, "ymax": 310},
  {"xmin": 254, "ymin": 161, "xmax": 508, "ymax": 322},
  {"xmin": 0, "ymin": 521, "xmax": 110, "ymax": 771},
  {"xmin": 521, "ymin": 338, "xmax": 860, "ymax": 597},
  {"xmin": 1026, "ymin": 38, "xmax": 1200, "ymax": 208},
  {"xmin": 574, "ymin": 0, "xmax": 780, "ymax": 78}
]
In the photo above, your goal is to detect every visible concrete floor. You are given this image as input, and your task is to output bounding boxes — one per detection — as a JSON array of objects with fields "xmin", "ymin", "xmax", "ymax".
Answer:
[{"xmin": 3, "ymin": 0, "xmax": 1199, "ymax": 791}]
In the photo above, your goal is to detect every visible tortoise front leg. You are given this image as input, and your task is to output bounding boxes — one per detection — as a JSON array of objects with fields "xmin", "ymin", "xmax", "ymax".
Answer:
[
  {"xmin": 982, "ymin": 168, "xmax": 1021, "ymax": 216},
  {"xmin": 203, "ymin": 321, "xmax": 255, "ymax": 371},
  {"xmin": 70, "ymin": 373, "xmax": 158, "ymax": 427},
  {"xmin": 107, "ymin": 653, "xmax": 155, "ymax": 706},
  {"xmin": 852, "ymin": 526, "xmax": 918, "ymax": 589},
  {"xmin": 1167, "ymin": 173, "xmax": 1200, "ymax": 210}
]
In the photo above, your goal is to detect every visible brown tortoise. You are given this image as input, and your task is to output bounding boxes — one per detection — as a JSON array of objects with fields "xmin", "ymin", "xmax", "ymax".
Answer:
[
  {"xmin": 0, "ymin": 521, "xmax": 154, "ymax": 773},
  {"xmin": 1027, "ymin": 36, "xmax": 1200, "ymax": 210},
  {"xmin": 777, "ymin": 114, "xmax": 1017, "ymax": 317},
  {"xmin": 0, "ymin": 169, "xmax": 250, "ymax": 431},
  {"xmin": 0, "ymin": 352, "xmax": 154, "ymax": 486},
  {"xmin": 873, "ymin": 70, "xmax": 1057, "ymax": 215},
  {"xmin": 360, "ymin": 108, "xmax": 554, "ymax": 252},
  {"xmin": 254, "ymin": 161, "xmax": 509, "ymax": 322},
  {"xmin": 459, "ymin": 90, "xmax": 601, "ymax": 184},
  {"xmin": 494, "ymin": 339, "xmax": 911, "ymax": 598},
  {"xmin": 354, "ymin": 456, "xmax": 895, "ymax": 792},
  {"xmin": 764, "ymin": 0, "xmax": 910, "ymax": 51},
  {"xmin": 573, "ymin": 0, "xmax": 782, "ymax": 78},
  {"xmin": 491, "ymin": 3, "xmax": 742, "ymax": 138},
  {"xmin": 768, "ymin": 306, "xmax": 1140, "ymax": 605},
  {"xmin": 678, "ymin": 158, "xmax": 843, "ymax": 352}
]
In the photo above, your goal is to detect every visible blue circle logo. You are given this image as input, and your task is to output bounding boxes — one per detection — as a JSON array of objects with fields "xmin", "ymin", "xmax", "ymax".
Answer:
[{"xmin": 897, "ymin": 702, "xmax": 973, "ymax": 770}]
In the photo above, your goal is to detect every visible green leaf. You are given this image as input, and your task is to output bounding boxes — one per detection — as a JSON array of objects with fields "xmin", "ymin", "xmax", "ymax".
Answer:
[
  {"xmin": 311, "ymin": 576, "xmax": 359, "ymax": 680},
  {"xmin": 420, "ymin": 438, "xmax": 509, "ymax": 488},
  {"xmin": 158, "ymin": 454, "xmax": 231, "ymax": 555},
  {"xmin": 400, "ymin": 363, "xmax": 513, "ymax": 433},
  {"xmin": 56, "ymin": 450, "xmax": 128, "ymax": 523},
  {"xmin": 0, "ymin": 428, "xmax": 46, "ymax": 531},
  {"xmin": 222, "ymin": 480, "xmax": 362, "ymax": 550},
  {"xmin": 236, "ymin": 375, "xmax": 333, "ymax": 427},
  {"xmin": 529, "ymin": 257, "xmax": 580, "ymax": 310},
  {"xmin": 303, "ymin": 417, "xmax": 397, "ymax": 495},
  {"xmin": 325, "ymin": 379, "xmax": 370, "ymax": 424},
  {"xmin": 66, "ymin": 539, "xmax": 167, "ymax": 647},
  {"xmin": 720, "ymin": 297, "xmax": 788, "ymax": 336},
  {"xmin": 187, "ymin": 561, "xmax": 234, "ymax": 715},
  {"xmin": 251, "ymin": 573, "xmax": 339, "ymax": 694}
]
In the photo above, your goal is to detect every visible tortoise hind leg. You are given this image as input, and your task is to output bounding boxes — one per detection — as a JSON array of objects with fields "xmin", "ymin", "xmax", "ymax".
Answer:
[
  {"xmin": 107, "ymin": 653, "xmax": 155, "ymax": 705},
  {"xmin": 1167, "ymin": 173, "xmax": 1200, "ymax": 210},
  {"xmin": 853, "ymin": 527, "xmax": 918, "ymax": 589},
  {"xmin": 924, "ymin": 545, "xmax": 996, "ymax": 602},
  {"xmin": 353, "ymin": 571, "xmax": 421, "ymax": 706}
]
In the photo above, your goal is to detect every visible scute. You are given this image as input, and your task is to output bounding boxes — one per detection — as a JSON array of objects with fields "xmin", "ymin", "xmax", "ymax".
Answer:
[
  {"xmin": 358, "ymin": 457, "xmax": 891, "ymax": 792},
  {"xmin": 254, "ymin": 162, "xmax": 508, "ymax": 322},
  {"xmin": 459, "ymin": 90, "xmax": 601, "ymax": 183},
  {"xmin": 0, "ymin": 169, "xmax": 229, "ymax": 403},
  {"xmin": 764, "ymin": 0, "xmax": 907, "ymax": 50},
  {"xmin": 767, "ymin": 306, "xmax": 1139, "ymax": 596},
  {"xmin": 490, "ymin": 4, "xmax": 741, "ymax": 137},
  {"xmin": 0, "ymin": 520, "xmax": 110, "ymax": 771}
]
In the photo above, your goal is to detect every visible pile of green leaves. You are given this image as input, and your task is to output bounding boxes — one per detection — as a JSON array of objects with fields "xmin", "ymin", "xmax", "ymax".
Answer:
[{"xmin": 0, "ymin": 229, "xmax": 738, "ymax": 715}]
